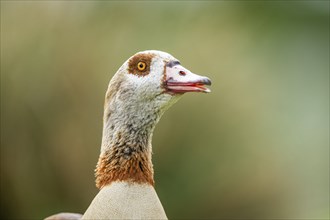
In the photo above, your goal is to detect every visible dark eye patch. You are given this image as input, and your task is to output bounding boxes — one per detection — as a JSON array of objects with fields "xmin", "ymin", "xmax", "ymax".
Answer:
[{"xmin": 128, "ymin": 53, "xmax": 155, "ymax": 76}]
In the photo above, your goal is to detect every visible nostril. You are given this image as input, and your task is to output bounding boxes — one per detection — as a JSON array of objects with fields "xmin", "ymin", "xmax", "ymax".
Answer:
[{"xmin": 179, "ymin": 71, "xmax": 186, "ymax": 76}]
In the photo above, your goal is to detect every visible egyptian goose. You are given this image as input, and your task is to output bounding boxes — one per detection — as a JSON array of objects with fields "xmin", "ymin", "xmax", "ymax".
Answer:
[{"xmin": 45, "ymin": 50, "xmax": 211, "ymax": 220}]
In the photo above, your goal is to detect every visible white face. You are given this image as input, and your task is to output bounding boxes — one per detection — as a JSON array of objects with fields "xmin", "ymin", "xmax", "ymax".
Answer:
[
  {"xmin": 123, "ymin": 50, "xmax": 174, "ymax": 99},
  {"xmin": 107, "ymin": 50, "xmax": 211, "ymax": 118},
  {"xmin": 121, "ymin": 50, "xmax": 211, "ymax": 97}
]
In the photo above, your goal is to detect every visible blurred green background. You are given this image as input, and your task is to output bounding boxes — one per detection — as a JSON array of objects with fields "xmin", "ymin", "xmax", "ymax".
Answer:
[{"xmin": 1, "ymin": 1, "xmax": 329, "ymax": 219}]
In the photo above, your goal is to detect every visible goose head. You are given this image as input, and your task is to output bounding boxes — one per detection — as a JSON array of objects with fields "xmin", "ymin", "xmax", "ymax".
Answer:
[{"xmin": 105, "ymin": 50, "xmax": 211, "ymax": 117}]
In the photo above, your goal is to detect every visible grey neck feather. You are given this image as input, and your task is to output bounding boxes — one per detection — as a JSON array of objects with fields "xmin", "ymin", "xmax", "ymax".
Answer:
[{"xmin": 101, "ymin": 93, "xmax": 164, "ymax": 155}]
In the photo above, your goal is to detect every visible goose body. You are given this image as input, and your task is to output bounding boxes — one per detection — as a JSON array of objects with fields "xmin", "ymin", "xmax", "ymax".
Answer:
[
  {"xmin": 46, "ymin": 50, "xmax": 211, "ymax": 220},
  {"xmin": 82, "ymin": 182, "xmax": 166, "ymax": 219}
]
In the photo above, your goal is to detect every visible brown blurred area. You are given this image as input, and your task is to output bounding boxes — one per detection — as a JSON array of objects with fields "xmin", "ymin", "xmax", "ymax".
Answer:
[{"xmin": 1, "ymin": 1, "xmax": 329, "ymax": 219}]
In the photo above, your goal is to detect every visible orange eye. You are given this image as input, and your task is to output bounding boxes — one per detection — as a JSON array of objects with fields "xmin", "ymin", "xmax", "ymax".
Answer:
[{"xmin": 137, "ymin": 61, "xmax": 146, "ymax": 71}]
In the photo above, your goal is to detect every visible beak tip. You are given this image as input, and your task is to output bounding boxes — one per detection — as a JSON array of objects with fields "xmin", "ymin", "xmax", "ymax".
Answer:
[
  {"xmin": 203, "ymin": 77, "xmax": 212, "ymax": 86},
  {"xmin": 205, "ymin": 88, "xmax": 211, "ymax": 93}
]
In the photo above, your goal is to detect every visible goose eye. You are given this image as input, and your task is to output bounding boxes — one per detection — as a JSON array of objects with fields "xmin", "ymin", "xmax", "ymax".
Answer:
[{"xmin": 137, "ymin": 62, "xmax": 146, "ymax": 71}]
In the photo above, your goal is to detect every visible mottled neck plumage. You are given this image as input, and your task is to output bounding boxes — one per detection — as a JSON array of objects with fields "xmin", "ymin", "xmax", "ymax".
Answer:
[{"xmin": 95, "ymin": 87, "xmax": 163, "ymax": 188}]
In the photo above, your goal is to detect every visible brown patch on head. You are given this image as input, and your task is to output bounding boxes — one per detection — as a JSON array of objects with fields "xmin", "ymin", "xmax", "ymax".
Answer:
[
  {"xmin": 95, "ymin": 147, "xmax": 154, "ymax": 188},
  {"xmin": 127, "ymin": 53, "xmax": 155, "ymax": 76}
]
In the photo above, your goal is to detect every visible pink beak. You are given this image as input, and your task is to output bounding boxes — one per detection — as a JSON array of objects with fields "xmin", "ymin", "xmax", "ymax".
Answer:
[{"xmin": 164, "ymin": 61, "xmax": 211, "ymax": 94}]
